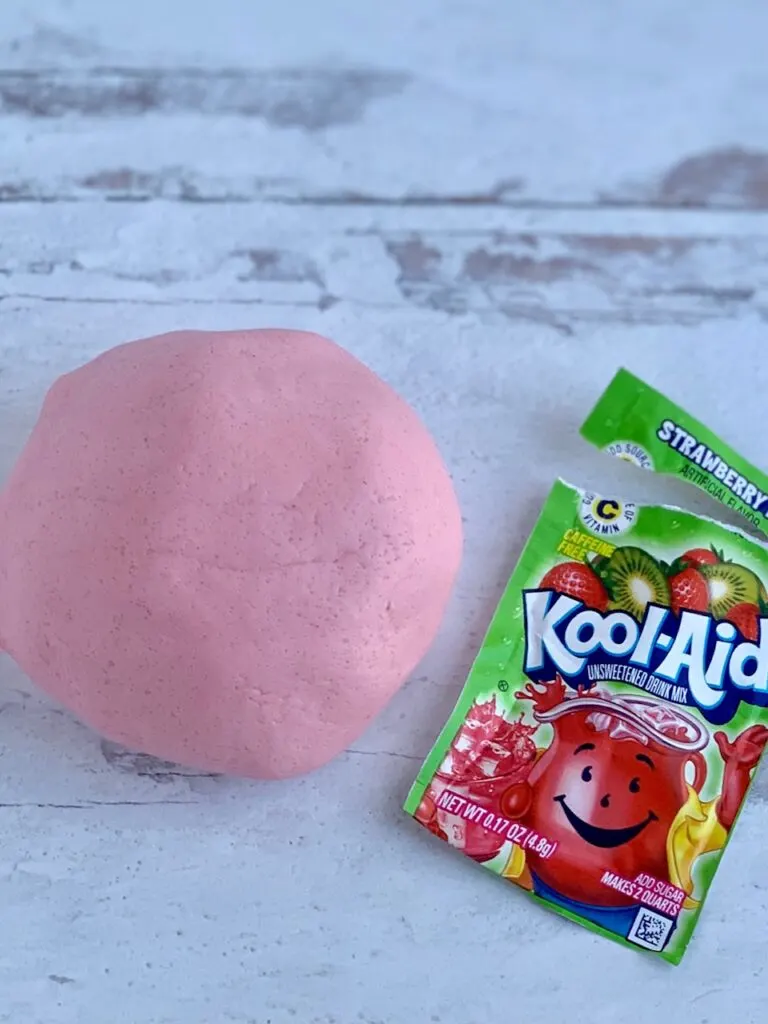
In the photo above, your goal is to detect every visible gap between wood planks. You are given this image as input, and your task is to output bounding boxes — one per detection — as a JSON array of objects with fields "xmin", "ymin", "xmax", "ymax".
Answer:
[{"xmin": 5, "ymin": 193, "xmax": 768, "ymax": 214}]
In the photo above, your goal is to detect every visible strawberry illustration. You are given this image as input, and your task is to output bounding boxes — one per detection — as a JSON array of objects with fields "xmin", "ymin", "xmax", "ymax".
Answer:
[
  {"xmin": 724, "ymin": 602, "xmax": 760, "ymax": 641},
  {"xmin": 669, "ymin": 567, "xmax": 709, "ymax": 615},
  {"xmin": 539, "ymin": 562, "xmax": 608, "ymax": 612},
  {"xmin": 681, "ymin": 546, "xmax": 722, "ymax": 568}
]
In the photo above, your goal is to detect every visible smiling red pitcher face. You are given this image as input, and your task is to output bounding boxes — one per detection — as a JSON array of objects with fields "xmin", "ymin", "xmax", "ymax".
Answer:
[{"xmin": 525, "ymin": 695, "xmax": 708, "ymax": 905}]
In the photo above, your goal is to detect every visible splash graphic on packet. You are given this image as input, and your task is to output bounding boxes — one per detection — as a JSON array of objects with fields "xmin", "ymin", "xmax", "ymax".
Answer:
[{"xmin": 405, "ymin": 479, "xmax": 768, "ymax": 963}]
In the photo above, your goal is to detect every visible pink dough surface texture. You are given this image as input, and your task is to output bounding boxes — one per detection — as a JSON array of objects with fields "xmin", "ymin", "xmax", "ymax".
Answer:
[{"xmin": 0, "ymin": 329, "xmax": 462, "ymax": 778}]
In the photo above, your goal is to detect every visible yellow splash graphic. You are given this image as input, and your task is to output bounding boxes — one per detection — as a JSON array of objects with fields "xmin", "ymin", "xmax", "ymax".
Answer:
[{"xmin": 666, "ymin": 785, "xmax": 727, "ymax": 909}]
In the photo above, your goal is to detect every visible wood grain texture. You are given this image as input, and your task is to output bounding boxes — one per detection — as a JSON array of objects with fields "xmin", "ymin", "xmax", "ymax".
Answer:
[
  {"xmin": 2, "ymin": 205, "xmax": 768, "ymax": 328},
  {"xmin": 3, "ymin": 1, "xmax": 768, "ymax": 1021},
  {"xmin": 2, "ymin": 0, "xmax": 768, "ymax": 206},
  {"xmin": 0, "ymin": 67, "xmax": 409, "ymax": 126}
]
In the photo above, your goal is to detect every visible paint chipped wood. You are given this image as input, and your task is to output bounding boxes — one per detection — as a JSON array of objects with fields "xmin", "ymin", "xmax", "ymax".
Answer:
[
  {"xmin": 0, "ymin": 67, "xmax": 409, "ymax": 127},
  {"xmin": 3, "ymin": 1, "xmax": 768, "ymax": 1020},
  {"xmin": 3, "ymin": 8, "xmax": 768, "ymax": 208},
  {"xmin": 2, "ymin": 205, "xmax": 766, "ymax": 326}
]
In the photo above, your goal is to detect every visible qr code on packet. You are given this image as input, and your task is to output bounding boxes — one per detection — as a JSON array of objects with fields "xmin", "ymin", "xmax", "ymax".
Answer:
[{"xmin": 627, "ymin": 909, "xmax": 674, "ymax": 951}]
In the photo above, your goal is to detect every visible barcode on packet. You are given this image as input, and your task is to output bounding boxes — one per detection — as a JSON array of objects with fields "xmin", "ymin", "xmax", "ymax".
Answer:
[{"xmin": 627, "ymin": 908, "xmax": 674, "ymax": 951}]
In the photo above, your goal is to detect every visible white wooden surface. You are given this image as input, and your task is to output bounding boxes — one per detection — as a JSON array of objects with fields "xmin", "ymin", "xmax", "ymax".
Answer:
[{"xmin": 2, "ymin": 2, "xmax": 768, "ymax": 1021}]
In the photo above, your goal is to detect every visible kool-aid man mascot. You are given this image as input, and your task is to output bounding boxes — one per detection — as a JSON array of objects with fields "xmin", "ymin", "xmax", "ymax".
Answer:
[{"xmin": 497, "ymin": 677, "xmax": 768, "ymax": 937}]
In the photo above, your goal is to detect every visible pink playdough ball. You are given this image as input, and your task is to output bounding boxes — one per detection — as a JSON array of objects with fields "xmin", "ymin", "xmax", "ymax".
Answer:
[{"xmin": 0, "ymin": 329, "xmax": 462, "ymax": 778}]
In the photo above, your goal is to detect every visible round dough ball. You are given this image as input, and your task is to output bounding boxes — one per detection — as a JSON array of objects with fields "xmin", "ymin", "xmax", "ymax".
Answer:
[{"xmin": 0, "ymin": 329, "xmax": 461, "ymax": 778}]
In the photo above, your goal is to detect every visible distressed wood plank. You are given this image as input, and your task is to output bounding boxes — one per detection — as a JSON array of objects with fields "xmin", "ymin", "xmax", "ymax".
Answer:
[
  {"xmin": 3, "ymin": 105, "xmax": 768, "ymax": 210},
  {"xmin": 2, "ymin": 204, "xmax": 768, "ymax": 326},
  {"xmin": 2, "ymin": 2, "xmax": 768, "ymax": 206},
  {"xmin": 0, "ymin": 67, "xmax": 408, "ymax": 127}
]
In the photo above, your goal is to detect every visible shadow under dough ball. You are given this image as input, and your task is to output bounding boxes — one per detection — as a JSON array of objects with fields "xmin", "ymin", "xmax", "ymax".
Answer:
[{"xmin": 0, "ymin": 329, "xmax": 462, "ymax": 778}]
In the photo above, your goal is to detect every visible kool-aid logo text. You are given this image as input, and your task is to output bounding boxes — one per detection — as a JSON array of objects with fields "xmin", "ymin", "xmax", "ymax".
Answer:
[{"xmin": 523, "ymin": 589, "xmax": 768, "ymax": 724}]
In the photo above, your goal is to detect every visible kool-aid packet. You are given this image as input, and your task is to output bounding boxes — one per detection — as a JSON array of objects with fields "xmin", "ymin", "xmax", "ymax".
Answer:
[{"xmin": 405, "ymin": 386, "xmax": 768, "ymax": 962}]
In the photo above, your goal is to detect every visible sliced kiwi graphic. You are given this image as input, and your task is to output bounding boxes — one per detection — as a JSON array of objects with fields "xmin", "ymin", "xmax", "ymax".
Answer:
[
  {"xmin": 700, "ymin": 562, "xmax": 760, "ymax": 618},
  {"xmin": 606, "ymin": 547, "xmax": 670, "ymax": 620}
]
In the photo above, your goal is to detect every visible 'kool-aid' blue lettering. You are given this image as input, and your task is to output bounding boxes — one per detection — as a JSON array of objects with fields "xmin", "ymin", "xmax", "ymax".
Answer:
[{"xmin": 523, "ymin": 590, "xmax": 768, "ymax": 724}]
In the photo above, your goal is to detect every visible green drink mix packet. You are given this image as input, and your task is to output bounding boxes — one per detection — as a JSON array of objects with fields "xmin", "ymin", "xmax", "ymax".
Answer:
[
  {"xmin": 581, "ymin": 368, "xmax": 768, "ymax": 539},
  {"xmin": 405, "ymin": 479, "xmax": 768, "ymax": 964}
]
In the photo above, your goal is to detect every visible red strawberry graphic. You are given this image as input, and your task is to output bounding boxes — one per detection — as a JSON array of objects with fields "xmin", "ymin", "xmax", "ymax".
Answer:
[
  {"xmin": 669, "ymin": 567, "xmax": 709, "ymax": 615},
  {"xmin": 539, "ymin": 562, "xmax": 608, "ymax": 612},
  {"xmin": 681, "ymin": 547, "xmax": 721, "ymax": 568},
  {"xmin": 724, "ymin": 602, "xmax": 760, "ymax": 641}
]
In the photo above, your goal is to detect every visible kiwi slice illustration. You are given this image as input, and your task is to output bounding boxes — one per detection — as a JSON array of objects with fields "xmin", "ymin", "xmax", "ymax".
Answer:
[
  {"xmin": 700, "ymin": 562, "xmax": 760, "ymax": 618},
  {"xmin": 606, "ymin": 547, "xmax": 670, "ymax": 620}
]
